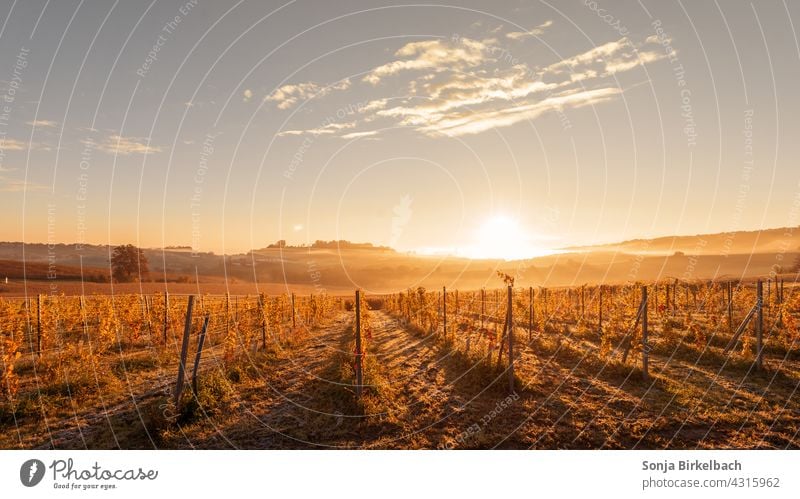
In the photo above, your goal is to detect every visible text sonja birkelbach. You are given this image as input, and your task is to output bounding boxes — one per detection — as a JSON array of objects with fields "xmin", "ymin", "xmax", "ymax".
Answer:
[
  {"xmin": 48, "ymin": 458, "xmax": 158, "ymax": 491},
  {"xmin": 643, "ymin": 459, "xmax": 743, "ymax": 473}
]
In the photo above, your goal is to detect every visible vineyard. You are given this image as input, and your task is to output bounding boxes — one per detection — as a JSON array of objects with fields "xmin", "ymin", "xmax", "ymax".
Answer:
[{"xmin": 1, "ymin": 277, "xmax": 799, "ymax": 449}]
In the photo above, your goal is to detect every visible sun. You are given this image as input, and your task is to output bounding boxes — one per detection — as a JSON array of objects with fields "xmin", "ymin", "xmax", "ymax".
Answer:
[{"xmin": 460, "ymin": 215, "xmax": 551, "ymax": 261}]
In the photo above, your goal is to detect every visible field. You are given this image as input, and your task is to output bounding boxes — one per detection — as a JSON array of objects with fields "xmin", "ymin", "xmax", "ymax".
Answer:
[{"xmin": 1, "ymin": 278, "xmax": 799, "ymax": 449}]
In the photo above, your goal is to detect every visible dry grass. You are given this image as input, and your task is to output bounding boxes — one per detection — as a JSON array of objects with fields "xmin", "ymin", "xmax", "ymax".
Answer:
[{"xmin": 1, "ymin": 308, "xmax": 799, "ymax": 449}]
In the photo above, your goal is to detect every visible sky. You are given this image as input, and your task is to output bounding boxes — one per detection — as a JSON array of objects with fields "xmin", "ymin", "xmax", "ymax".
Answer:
[{"xmin": 1, "ymin": 0, "xmax": 799, "ymax": 259}]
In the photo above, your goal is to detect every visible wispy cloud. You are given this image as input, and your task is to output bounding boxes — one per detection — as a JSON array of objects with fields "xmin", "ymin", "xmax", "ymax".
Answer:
[
  {"xmin": 340, "ymin": 130, "xmax": 379, "ymax": 140},
  {"xmin": 26, "ymin": 119, "xmax": 58, "ymax": 128},
  {"xmin": 0, "ymin": 177, "xmax": 48, "ymax": 192},
  {"xmin": 363, "ymin": 38, "xmax": 488, "ymax": 85},
  {"xmin": 505, "ymin": 20, "xmax": 553, "ymax": 40},
  {"xmin": 275, "ymin": 34, "xmax": 670, "ymax": 138},
  {"xmin": 96, "ymin": 134, "xmax": 162, "ymax": 155},
  {"xmin": 265, "ymin": 79, "xmax": 351, "ymax": 110},
  {"xmin": 0, "ymin": 138, "xmax": 29, "ymax": 151},
  {"xmin": 277, "ymin": 121, "xmax": 355, "ymax": 137}
]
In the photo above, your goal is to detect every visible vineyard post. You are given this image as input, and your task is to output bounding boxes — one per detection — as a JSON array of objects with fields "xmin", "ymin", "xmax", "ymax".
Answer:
[
  {"xmin": 672, "ymin": 280, "xmax": 677, "ymax": 316},
  {"xmin": 455, "ymin": 289, "xmax": 459, "ymax": 322},
  {"xmin": 163, "ymin": 291, "xmax": 169, "ymax": 344},
  {"xmin": 756, "ymin": 280, "xmax": 763, "ymax": 371},
  {"xmin": 598, "ymin": 286, "xmax": 603, "ymax": 334},
  {"xmin": 727, "ymin": 282, "xmax": 733, "ymax": 331},
  {"xmin": 225, "ymin": 293, "xmax": 230, "ymax": 336},
  {"xmin": 767, "ymin": 279, "xmax": 771, "ymax": 311},
  {"xmin": 36, "ymin": 294, "xmax": 42, "ymax": 356},
  {"xmin": 528, "ymin": 286, "xmax": 533, "ymax": 341},
  {"xmin": 507, "ymin": 285, "xmax": 515, "ymax": 394},
  {"xmin": 494, "ymin": 289, "xmax": 499, "ymax": 337},
  {"xmin": 80, "ymin": 295, "xmax": 88, "ymax": 339},
  {"xmin": 778, "ymin": 279, "xmax": 784, "ymax": 328},
  {"xmin": 143, "ymin": 295, "xmax": 152, "ymax": 336},
  {"xmin": 291, "ymin": 293, "xmax": 296, "ymax": 328},
  {"xmin": 174, "ymin": 295, "xmax": 195, "ymax": 407},
  {"xmin": 480, "ymin": 288, "xmax": 485, "ymax": 329},
  {"xmin": 442, "ymin": 286, "xmax": 447, "ymax": 338},
  {"xmin": 642, "ymin": 286, "xmax": 649, "ymax": 381},
  {"xmin": 258, "ymin": 293, "xmax": 267, "ymax": 348},
  {"xmin": 544, "ymin": 288, "xmax": 547, "ymax": 317},
  {"xmin": 354, "ymin": 290, "xmax": 363, "ymax": 398},
  {"xmin": 191, "ymin": 315, "xmax": 210, "ymax": 396},
  {"xmin": 684, "ymin": 284, "xmax": 689, "ymax": 312},
  {"xmin": 581, "ymin": 285, "xmax": 585, "ymax": 320},
  {"xmin": 654, "ymin": 284, "xmax": 658, "ymax": 311}
]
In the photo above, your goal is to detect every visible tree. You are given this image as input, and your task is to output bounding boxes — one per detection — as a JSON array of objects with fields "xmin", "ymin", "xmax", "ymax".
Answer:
[{"xmin": 111, "ymin": 244, "xmax": 149, "ymax": 282}]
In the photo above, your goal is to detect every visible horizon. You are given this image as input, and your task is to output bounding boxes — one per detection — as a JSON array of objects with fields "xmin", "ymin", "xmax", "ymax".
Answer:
[{"xmin": 1, "ymin": 222, "xmax": 795, "ymax": 262}]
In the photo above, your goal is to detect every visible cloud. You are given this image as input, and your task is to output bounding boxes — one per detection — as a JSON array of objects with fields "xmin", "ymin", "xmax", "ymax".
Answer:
[
  {"xmin": 96, "ymin": 135, "xmax": 162, "ymax": 155},
  {"xmin": 340, "ymin": 130, "xmax": 379, "ymax": 139},
  {"xmin": 0, "ymin": 138, "xmax": 28, "ymax": 151},
  {"xmin": 265, "ymin": 79, "xmax": 351, "ymax": 110},
  {"xmin": 417, "ymin": 87, "xmax": 621, "ymax": 137},
  {"xmin": 242, "ymin": 89, "xmax": 253, "ymax": 102},
  {"xmin": 362, "ymin": 38, "xmax": 489, "ymax": 85},
  {"xmin": 26, "ymin": 120, "xmax": 58, "ymax": 128},
  {"xmin": 506, "ymin": 20, "xmax": 553, "ymax": 40},
  {"xmin": 545, "ymin": 38, "xmax": 668, "ymax": 80},
  {"xmin": 276, "ymin": 35, "xmax": 669, "ymax": 139},
  {"xmin": 0, "ymin": 177, "xmax": 48, "ymax": 192},
  {"xmin": 277, "ymin": 121, "xmax": 355, "ymax": 137}
]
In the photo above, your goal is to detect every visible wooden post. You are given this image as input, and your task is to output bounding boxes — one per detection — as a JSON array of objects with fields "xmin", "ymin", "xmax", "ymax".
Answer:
[
  {"xmin": 36, "ymin": 294, "xmax": 42, "ymax": 356},
  {"xmin": 672, "ymin": 280, "xmax": 677, "ymax": 316},
  {"xmin": 442, "ymin": 286, "xmax": 447, "ymax": 337},
  {"xmin": 684, "ymin": 284, "xmax": 689, "ymax": 311},
  {"xmin": 767, "ymin": 279, "xmax": 771, "ymax": 310},
  {"xmin": 642, "ymin": 286, "xmax": 649, "ymax": 381},
  {"xmin": 727, "ymin": 282, "xmax": 733, "ymax": 331},
  {"xmin": 174, "ymin": 295, "xmax": 195, "ymax": 406},
  {"xmin": 494, "ymin": 289, "xmax": 499, "ymax": 337},
  {"xmin": 654, "ymin": 284, "xmax": 658, "ymax": 311},
  {"xmin": 528, "ymin": 286, "xmax": 533, "ymax": 341},
  {"xmin": 756, "ymin": 280, "xmax": 763, "ymax": 371},
  {"xmin": 143, "ymin": 295, "xmax": 152, "ymax": 336},
  {"xmin": 598, "ymin": 286, "xmax": 603, "ymax": 333},
  {"xmin": 778, "ymin": 279, "xmax": 784, "ymax": 328},
  {"xmin": 225, "ymin": 293, "xmax": 230, "ymax": 336},
  {"xmin": 163, "ymin": 291, "xmax": 169, "ymax": 344},
  {"xmin": 291, "ymin": 293, "xmax": 296, "ymax": 328},
  {"xmin": 258, "ymin": 293, "xmax": 267, "ymax": 348},
  {"xmin": 507, "ymin": 285, "xmax": 515, "ymax": 394},
  {"xmin": 354, "ymin": 290, "xmax": 363, "ymax": 398},
  {"xmin": 543, "ymin": 288, "xmax": 547, "ymax": 317},
  {"xmin": 480, "ymin": 288, "xmax": 485, "ymax": 329},
  {"xmin": 580, "ymin": 285, "xmax": 585, "ymax": 319},
  {"xmin": 191, "ymin": 315, "xmax": 210, "ymax": 396},
  {"xmin": 455, "ymin": 290, "xmax": 459, "ymax": 322}
]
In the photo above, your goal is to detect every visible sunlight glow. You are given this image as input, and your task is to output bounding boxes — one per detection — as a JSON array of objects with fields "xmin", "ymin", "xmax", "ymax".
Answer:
[{"xmin": 458, "ymin": 215, "xmax": 556, "ymax": 261}]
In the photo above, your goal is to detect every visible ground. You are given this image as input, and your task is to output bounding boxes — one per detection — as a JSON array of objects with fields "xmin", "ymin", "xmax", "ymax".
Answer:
[{"xmin": 3, "ymin": 307, "xmax": 798, "ymax": 450}]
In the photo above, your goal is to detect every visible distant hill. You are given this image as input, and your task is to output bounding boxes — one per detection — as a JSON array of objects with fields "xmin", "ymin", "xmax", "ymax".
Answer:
[
  {"xmin": 564, "ymin": 227, "xmax": 799, "ymax": 256},
  {"xmin": 0, "ymin": 226, "xmax": 798, "ymax": 294}
]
